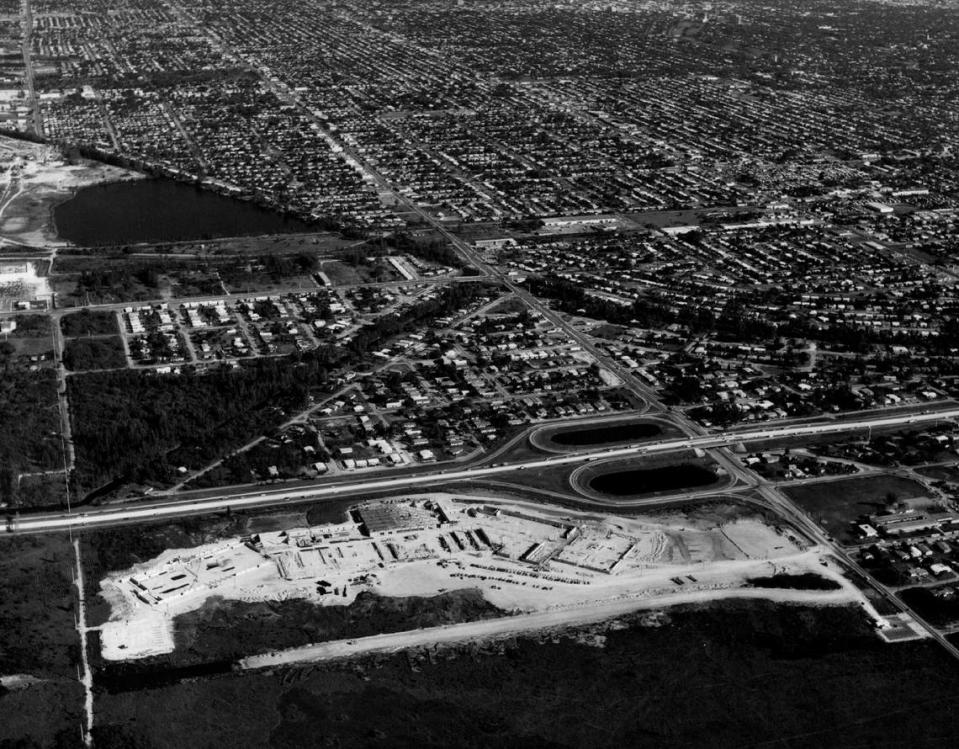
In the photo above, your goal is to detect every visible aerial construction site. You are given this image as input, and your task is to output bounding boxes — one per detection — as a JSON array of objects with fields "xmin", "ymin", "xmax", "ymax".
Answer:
[{"xmin": 97, "ymin": 494, "xmax": 880, "ymax": 664}]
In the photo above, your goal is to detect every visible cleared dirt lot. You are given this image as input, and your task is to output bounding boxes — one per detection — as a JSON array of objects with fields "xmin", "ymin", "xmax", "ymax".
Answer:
[
  {"xmin": 0, "ymin": 137, "xmax": 141, "ymax": 247},
  {"xmin": 92, "ymin": 493, "xmax": 861, "ymax": 668}
]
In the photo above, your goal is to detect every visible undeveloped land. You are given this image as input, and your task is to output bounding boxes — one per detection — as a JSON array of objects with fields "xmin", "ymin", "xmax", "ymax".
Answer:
[
  {"xmin": 0, "ymin": 534, "xmax": 84, "ymax": 746},
  {"xmin": 91, "ymin": 601, "xmax": 959, "ymax": 749},
  {"xmin": 784, "ymin": 474, "xmax": 930, "ymax": 544}
]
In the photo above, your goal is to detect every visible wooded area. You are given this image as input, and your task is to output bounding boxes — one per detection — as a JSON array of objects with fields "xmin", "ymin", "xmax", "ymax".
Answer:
[
  {"xmin": 67, "ymin": 283, "xmax": 488, "ymax": 493},
  {"xmin": 63, "ymin": 337, "xmax": 127, "ymax": 371},
  {"xmin": 0, "ymin": 369, "xmax": 63, "ymax": 505}
]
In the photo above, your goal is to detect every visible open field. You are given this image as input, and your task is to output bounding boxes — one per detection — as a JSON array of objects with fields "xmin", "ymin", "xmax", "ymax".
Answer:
[
  {"xmin": 319, "ymin": 257, "xmax": 403, "ymax": 286},
  {"xmin": 485, "ymin": 462, "xmax": 580, "ymax": 497},
  {"xmin": 784, "ymin": 474, "xmax": 930, "ymax": 544},
  {"xmin": 3, "ymin": 331, "xmax": 54, "ymax": 362},
  {"xmin": 54, "ymin": 230, "xmax": 358, "ymax": 258},
  {"xmin": 91, "ymin": 600, "xmax": 959, "ymax": 749},
  {"xmin": 51, "ymin": 252, "xmax": 327, "ymax": 305},
  {"xmin": 0, "ymin": 312, "xmax": 54, "ymax": 370},
  {"xmin": 917, "ymin": 464, "xmax": 959, "ymax": 484},
  {"xmin": 51, "ymin": 255, "xmax": 224, "ymax": 305}
]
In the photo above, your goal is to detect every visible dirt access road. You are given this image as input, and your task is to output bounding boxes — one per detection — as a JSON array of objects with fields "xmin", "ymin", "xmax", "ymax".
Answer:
[{"xmin": 240, "ymin": 580, "xmax": 869, "ymax": 671}]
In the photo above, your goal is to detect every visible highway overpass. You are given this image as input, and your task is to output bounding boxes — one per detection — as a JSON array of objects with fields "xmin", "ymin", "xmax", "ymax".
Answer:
[{"xmin": 9, "ymin": 407, "xmax": 959, "ymax": 535}]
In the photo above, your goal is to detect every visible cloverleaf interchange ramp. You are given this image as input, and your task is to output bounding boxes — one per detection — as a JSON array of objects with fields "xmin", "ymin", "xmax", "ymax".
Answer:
[{"xmin": 10, "ymin": 407, "xmax": 959, "ymax": 535}]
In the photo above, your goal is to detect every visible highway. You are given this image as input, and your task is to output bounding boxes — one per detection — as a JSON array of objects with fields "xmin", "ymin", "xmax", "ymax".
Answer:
[
  {"xmin": 19, "ymin": 0, "xmax": 42, "ymax": 137},
  {"xmin": 10, "ymin": 407, "xmax": 959, "ymax": 535}
]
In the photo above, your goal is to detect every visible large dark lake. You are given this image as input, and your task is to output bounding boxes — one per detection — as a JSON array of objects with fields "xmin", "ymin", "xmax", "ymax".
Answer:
[{"xmin": 54, "ymin": 179, "xmax": 314, "ymax": 245}]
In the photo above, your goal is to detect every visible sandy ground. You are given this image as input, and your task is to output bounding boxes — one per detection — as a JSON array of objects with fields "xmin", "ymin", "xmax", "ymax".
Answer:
[
  {"xmin": 240, "ymin": 584, "xmax": 865, "ymax": 670},
  {"xmin": 95, "ymin": 493, "xmax": 879, "ymax": 662},
  {"xmin": 596, "ymin": 366, "xmax": 622, "ymax": 387},
  {"xmin": 0, "ymin": 136, "xmax": 142, "ymax": 247},
  {"xmin": 0, "ymin": 260, "xmax": 52, "ymax": 311},
  {"xmin": 99, "ymin": 609, "xmax": 174, "ymax": 661}
]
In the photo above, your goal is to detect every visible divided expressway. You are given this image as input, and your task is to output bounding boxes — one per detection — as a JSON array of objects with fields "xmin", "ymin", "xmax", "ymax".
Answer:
[{"xmin": 10, "ymin": 407, "xmax": 959, "ymax": 535}]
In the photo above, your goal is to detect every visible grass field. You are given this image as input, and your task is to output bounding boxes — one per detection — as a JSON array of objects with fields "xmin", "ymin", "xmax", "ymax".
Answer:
[
  {"xmin": 784, "ymin": 474, "xmax": 929, "ymax": 544},
  {"xmin": 488, "ymin": 462, "xmax": 579, "ymax": 497},
  {"xmin": 917, "ymin": 464, "xmax": 959, "ymax": 483},
  {"xmin": 168, "ymin": 231, "xmax": 355, "ymax": 257},
  {"xmin": 6, "ymin": 333, "xmax": 54, "ymax": 359}
]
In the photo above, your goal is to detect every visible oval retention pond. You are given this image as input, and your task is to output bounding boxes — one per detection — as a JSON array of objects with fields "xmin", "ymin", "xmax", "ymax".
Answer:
[
  {"xmin": 588, "ymin": 464, "xmax": 718, "ymax": 497},
  {"xmin": 549, "ymin": 421, "xmax": 662, "ymax": 447}
]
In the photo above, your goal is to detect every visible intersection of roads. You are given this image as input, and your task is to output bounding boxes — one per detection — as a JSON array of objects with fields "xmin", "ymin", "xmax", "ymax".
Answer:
[
  {"xmin": 11, "ymin": 403, "xmax": 959, "ymax": 660},
  {"xmin": 5, "ymin": 40, "xmax": 959, "ymax": 659}
]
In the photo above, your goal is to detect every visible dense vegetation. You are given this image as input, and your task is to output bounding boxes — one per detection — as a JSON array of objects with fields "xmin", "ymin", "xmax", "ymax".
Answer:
[
  {"xmin": 899, "ymin": 586, "xmax": 959, "ymax": 626},
  {"xmin": 6, "ymin": 314, "xmax": 52, "ymax": 338},
  {"xmin": 0, "ymin": 535, "xmax": 78, "ymax": 678},
  {"xmin": 60, "ymin": 309, "xmax": 118, "ymax": 337},
  {"xmin": 92, "ymin": 601, "xmax": 959, "ymax": 748},
  {"xmin": 0, "ymin": 534, "xmax": 99, "ymax": 747},
  {"xmin": 0, "ymin": 369, "xmax": 63, "ymax": 504},
  {"xmin": 746, "ymin": 573, "xmax": 842, "ymax": 591},
  {"xmin": 68, "ymin": 356, "xmax": 333, "ymax": 489},
  {"xmin": 67, "ymin": 283, "xmax": 488, "ymax": 491},
  {"xmin": 63, "ymin": 336, "xmax": 126, "ymax": 371}
]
